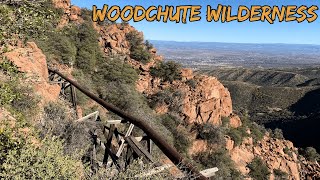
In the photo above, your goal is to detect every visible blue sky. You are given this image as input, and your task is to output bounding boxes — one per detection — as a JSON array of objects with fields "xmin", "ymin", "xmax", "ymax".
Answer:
[{"xmin": 72, "ymin": 0, "xmax": 320, "ymax": 44}]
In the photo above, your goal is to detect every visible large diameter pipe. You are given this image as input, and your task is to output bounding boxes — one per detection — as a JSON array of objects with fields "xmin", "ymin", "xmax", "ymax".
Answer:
[{"xmin": 48, "ymin": 68, "xmax": 207, "ymax": 180}]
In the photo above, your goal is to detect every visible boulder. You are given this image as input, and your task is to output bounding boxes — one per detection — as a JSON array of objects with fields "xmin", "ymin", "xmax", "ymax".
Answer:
[{"xmin": 4, "ymin": 42, "xmax": 60, "ymax": 104}]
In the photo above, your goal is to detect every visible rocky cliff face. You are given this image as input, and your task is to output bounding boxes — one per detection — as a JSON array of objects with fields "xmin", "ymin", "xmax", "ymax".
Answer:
[
  {"xmin": 3, "ymin": 42, "xmax": 60, "ymax": 104},
  {"xmin": 137, "ymin": 64, "xmax": 236, "ymax": 126},
  {"xmin": 52, "ymin": 0, "xmax": 83, "ymax": 27},
  {"xmin": 227, "ymin": 133, "xmax": 320, "ymax": 180}
]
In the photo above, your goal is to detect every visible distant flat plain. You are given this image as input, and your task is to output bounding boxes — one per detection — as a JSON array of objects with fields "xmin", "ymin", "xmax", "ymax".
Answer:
[{"xmin": 151, "ymin": 40, "xmax": 320, "ymax": 68}]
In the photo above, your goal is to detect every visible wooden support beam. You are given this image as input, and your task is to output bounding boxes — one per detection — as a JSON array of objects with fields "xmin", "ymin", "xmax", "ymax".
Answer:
[
  {"xmin": 106, "ymin": 120, "xmax": 127, "ymax": 125},
  {"xmin": 125, "ymin": 136, "xmax": 155, "ymax": 163},
  {"xmin": 75, "ymin": 111, "xmax": 99, "ymax": 123},
  {"xmin": 125, "ymin": 146, "xmax": 133, "ymax": 168},
  {"xmin": 70, "ymin": 85, "xmax": 77, "ymax": 111},
  {"xmin": 116, "ymin": 123, "xmax": 134, "ymax": 157},
  {"xmin": 92, "ymin": 132, "xmax": 98, "ymax": 172},
  {"xmin": 93, "ymin": 134, "xmax": 121, "ymax": 171},
  {"xmin": 200, "ymin": 167, "xmax": 219, "ymax": 178},
  {"xmin": 148, "ymin": 138, "xmax": 152, "ymax": 154},
  {"xmin": 49, "ymin": 81, "xmax": 65, "ymax": 84},
  {"xmin": 177, "ymin": 167, "xmax": 219, "ymax": 178},
  {"xmin": 134, "ymin": 136, "xmax": 148, "ymax": 142},
  {"xmin": 103, "ymin": 124, "xmax": 115, "ymax": 164}
]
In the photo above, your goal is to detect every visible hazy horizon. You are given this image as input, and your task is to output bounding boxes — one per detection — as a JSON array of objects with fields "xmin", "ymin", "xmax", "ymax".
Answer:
[{"xmin": 150, "ymin": 39, "xmax": 320, "ymax": 46}]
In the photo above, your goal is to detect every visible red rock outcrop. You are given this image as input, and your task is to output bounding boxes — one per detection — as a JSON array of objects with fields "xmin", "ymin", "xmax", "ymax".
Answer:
[
  {"xmin": 97, "ymin": 24, "xmax": 140, "ymax": 56},
  {"xmin": 4, "ymin": 42, "xmax": 60, "ymax": 104},
  {"xmin": 226, "ymin": 133, "xmax": 320, "ymax": 180},
  {"xmin": 134, "ymin": 62, "xmax": 234, "ymax": 126},
  {"xmin": 52, "ymin": 0, "xmax": 83, "ymax": 28}
]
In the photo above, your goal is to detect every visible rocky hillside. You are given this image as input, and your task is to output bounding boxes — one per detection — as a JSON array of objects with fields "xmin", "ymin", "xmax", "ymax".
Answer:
[
  {"xmin": 93, "ymin": 15, "xmax": 320, "ymax": 180},
  {"xmin": 0, "ymin": 0, "xmax": 319, "ymax": 179},
  {"xmin": 201, "ymin": 66, "xmax": 320, "ymax": 153}
]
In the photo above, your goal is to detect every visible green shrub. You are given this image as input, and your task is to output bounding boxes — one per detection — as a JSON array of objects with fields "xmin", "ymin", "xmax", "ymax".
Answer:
[
  {"xmin": 161, "ymin": 114, "xmax": 190, "ymax": 154},
  {"xmin": 227, "ymin": 125, "xmax": 248, "ymax": 146},
  {"xmin": 221, "ymin": 116, "xmax": 230, "ymax": 127},
  {"xmin": 93, "ymin": 57, "xmax": 138, "ymax": 85},
  {"xmin": 126, "ymin": 31, "xmax": 143, "ymax": 47},
  {"xmin": 247, "ymin": 157, "xmax": 270, "ymax": 180},
  {"xmin": 0, "ymin": 137, "xmax": 81, "ymax": 179},
  {"xmin": 228, "ymin": 129, "xmax": 242, "ymax": 146},
  {"xmin": 130, "ymin": 46, "xmax": 151, "ymax": 64},
  {"xmin": 41, "ymin": 102, "xmax": 91, "ymax": 159},
  {"xmin": 0, "ymin": 59, "xmax": 20, "ymax": 75},
  {"xmin": 148, "ymin": 88, "xmax": 183, "ymax": 112},
  {"xmin": 150, "ymin": 61, "xmax": 182, "ymax": 83},
  {"xmin": 283, "ymin": 147, "xmax": 293, "ymax": 158},
  {"xmin": 0, "ymin": 83, "xmax": 21, "ymax": 106},
  {"xmin": 197, "ymin": 123, "xmax": 225, "ymax": 145},
  {"xmin": 1, "ymin": 0, "xmax": 62, "ymax": 41},
  {"xmin": 37, "ymin": 21, "xmax": 103, "ymax": 70},
  {"xmin": 40, "ymin": 102, "xmax": 71, "ymax": 138},
  {"xmin": 161, "ymin": 114, "xmax": 180, "ymax": 132},
  {"xmin": 81, "ymin": 8, "xmax": 93, "ymax": 21},
  {"xmin": 126, "ymin": 31, "xmax": 151, "ymax": 64},
  {"xmin": 145, "ymin": 40, "xmax": 153, "ymax": 50},
  {"xmin": 0, "ymin": 60, "xmax": 38, "ymax": 112},
  {"xmin": 302, "ymin": 147, "xmax": 319, "ymax": 162},
  {"xmin": 174, "ymin": 128, "xmax": 191, "ymax": 154},
  {"xmin": 75, "ymin": 22, "xmax": 104, "ymax": 72},
  {"xmin": 193, "ymin": 148, "xmax": 242, "ymax": 179},
  {"xmin": 249, "ymin": 123, "xmax": 266, "ymax": 143},
  {"xmin": 185, "ymin": 79, "xmax": 197, "ymax": 89},
  {"xmin": 272, "ymin": 128, "xmax": 284, "ymax": 139},
  {"xmin": 0, "ymin": 131, "xmax": 23, "ymax": 170},
  {"xmin": 11, "ymin": 86, "xmax": 38, "ymax": 113},
  {"xmin": 95, "ymin": 81, "xmax": 156, "ymax": 121},
  {"xmin": 273, "ymin": 169, "xmax": 288, "ymax": 179}
]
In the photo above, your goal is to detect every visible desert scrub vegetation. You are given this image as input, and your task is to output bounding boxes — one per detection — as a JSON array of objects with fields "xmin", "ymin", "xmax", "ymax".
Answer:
[
  {"xmin": 0, "ymin": 57, "xmax": 83, "ymax": 179},
  {"xmin": 161, "ymin": 114, "xmax": 191, "ymax": 154},
  {"xmin": 301, "ymin": 147, "xmax": 320, "ymax": 162},
  {"xmin": 93, "ymin": 57, "xmax": 139, "ymax": 85},
  {"xmin": 148, "ymin": 88, "xmax": 183, "ymax": 112},
  {"xmin": 227, "ymin": 126, "xmax": 248, "ymax": 146},
  {"xmin": 193, "ymin": 148, "xmax": 242, "ymax": 179},
  {"xmin": 272, "ymin": 128, "xmax": 284, "ymax": 139},
  {"xmin": 197, "ymin": 123, "xmax": 226, "ymax": 145},
  {"xmin": 150, "ymin": 61, "xmax": 182, "ymax": 83},
  {"xmin": 0, "ymin": 0, "xmax": 62, "ymax": 45},
  {"xmin": 90, "ymin": 159, "xmax": 173, "ymax": 179},
  {"xmin": 36, "ymin": 21, "xmax": 104, "ymax": 73},
  {"xmin": 240, "ymin": 115, "xmax": 266, "ymax": 143},
  {"xmin": 273, "ymin": 169, "xmax": 288, "ymax": 180},
  {"xmin": 247, "ymin": 157, "xmax": 270, "ymax": 180},
  {"xmin": 0, "ymin": 137, "xmax": 81, "ymax": 179},
  {"xmin": 1, "ymin": 0, "xmax": 103, "ymax": 73},
  {"xmin": 0, "ymin": 59, "xmax": 38, "ymax": 116},
  {"xmin": 185, "ymin": 79, "xmax": 197, "ymax": 89},
  {"xmin": 126, "ymin": 31, "xmax": 151, "ymax": 64}
]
